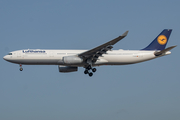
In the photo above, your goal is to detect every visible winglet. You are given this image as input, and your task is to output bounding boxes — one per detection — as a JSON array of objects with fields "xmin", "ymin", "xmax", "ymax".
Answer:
[
  {"xmin": 154, "ymin": 45, "xmax": 177, "ymax": 56},
  {"xmin": 122, "ymin": 31, "xmax": 129, "ymax": 37}
]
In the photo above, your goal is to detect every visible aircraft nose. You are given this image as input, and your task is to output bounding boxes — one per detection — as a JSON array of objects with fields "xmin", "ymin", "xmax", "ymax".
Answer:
[{"xmin": 3, "ymin": 55, "xmax": 8, "ymax": 61}]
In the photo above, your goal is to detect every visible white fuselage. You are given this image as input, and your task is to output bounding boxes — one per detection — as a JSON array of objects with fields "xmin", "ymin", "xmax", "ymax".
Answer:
[{"xmin": 3, "ymin": 49, "xmax": 171, "ymax": 67}]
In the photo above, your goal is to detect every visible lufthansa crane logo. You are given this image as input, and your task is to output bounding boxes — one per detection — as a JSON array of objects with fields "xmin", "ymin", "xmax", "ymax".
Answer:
[{"xmin": 157, "ymin": 35, "xmax": 167, "ymax": 45}]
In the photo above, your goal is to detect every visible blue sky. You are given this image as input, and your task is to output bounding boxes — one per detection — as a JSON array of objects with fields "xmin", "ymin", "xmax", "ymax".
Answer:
[{"xmin": 0, "ymin": 0, "xmax": 180, "ymax": 120}]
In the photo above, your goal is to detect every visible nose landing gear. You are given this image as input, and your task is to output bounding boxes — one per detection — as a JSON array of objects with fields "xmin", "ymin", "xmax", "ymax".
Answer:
[{"xmin": 19, "ymin": 64, "xmax": 23, "ymax": 71}]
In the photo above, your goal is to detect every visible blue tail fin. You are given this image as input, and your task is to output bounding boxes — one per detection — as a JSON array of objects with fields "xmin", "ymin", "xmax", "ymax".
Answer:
[{"xmin": 142, "ymin": 29, "xmax": 172, "ymax": 50}]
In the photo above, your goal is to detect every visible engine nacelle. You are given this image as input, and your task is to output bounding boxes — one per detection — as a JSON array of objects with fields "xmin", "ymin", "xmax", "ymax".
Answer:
[
  {"xmin": 63, "ymin": 56, "xmax": 83, "ymax": 64},
  {"xmin": 58, "ymin": 65, "xmax": 78, "ymax": 73}
]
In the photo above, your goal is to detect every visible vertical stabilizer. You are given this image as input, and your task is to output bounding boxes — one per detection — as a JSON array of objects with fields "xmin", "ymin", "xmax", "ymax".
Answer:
[{"xmin": 142, "ymin": 29, "xmax": 172, "ymax": 50}]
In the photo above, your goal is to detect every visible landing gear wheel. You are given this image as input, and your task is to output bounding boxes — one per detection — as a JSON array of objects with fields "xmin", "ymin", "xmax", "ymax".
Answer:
[
  {"xmin": 89, "ymin": 72, "xmax": 93, "ymax": 77},
  {"xmin": 84, "ymin": 65, "xmax": 96, "ymax": 77},
  {"xmin": 87, "ymin": 65, "xmax": 91, "ymax": 70},
  {"xmin": 84, "ymin": 70, "xmax": 88, "ymax": 74},
  {"xmin": 92, "ymin": 68, "xmax": 96, "ymax": 72},
  {"xmin": 20, "ymin": 68, "xmax": 23, "ymax": 71}
]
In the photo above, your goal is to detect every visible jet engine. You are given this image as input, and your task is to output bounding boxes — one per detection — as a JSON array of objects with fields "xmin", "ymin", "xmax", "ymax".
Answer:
[
  {"xmin": 63, "ymin": 56, "xmax": 83, "ymax": 64},
  {"xmin": 58, "ymin": 65, "xmax": 78, "ymax": 73}
]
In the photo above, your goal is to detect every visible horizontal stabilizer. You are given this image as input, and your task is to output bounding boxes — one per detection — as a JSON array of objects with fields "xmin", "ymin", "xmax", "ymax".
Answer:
[{"xmin": 154, "ymin": 45, "xmax": 177, "ymax": 56}]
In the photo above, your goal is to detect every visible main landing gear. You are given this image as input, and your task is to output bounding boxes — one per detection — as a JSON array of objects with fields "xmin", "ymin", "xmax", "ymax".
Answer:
[
  {"xmin": 19, "ymin": 64, "xmax": 23, "ymax": 71},
  {"xmin": 84, "ymin": 65, "xmax": 97, "ymax": 77}
]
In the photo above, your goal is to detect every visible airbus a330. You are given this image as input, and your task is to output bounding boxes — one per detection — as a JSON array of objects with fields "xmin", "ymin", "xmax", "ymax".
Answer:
[{"xmin": 3, "ymin": 29, "xmax": 176, "ymax": 77}]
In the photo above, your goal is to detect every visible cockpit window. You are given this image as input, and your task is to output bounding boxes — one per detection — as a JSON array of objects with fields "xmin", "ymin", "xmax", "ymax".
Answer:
[{"xmin": 8, "ymin": 53, "xmax": 12, "ymax": 55}]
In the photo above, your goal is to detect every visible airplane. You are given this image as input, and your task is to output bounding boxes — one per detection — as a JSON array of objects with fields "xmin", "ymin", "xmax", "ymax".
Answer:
[{"xmin": 3, "ymin": 29, "xmax": 176, "ymax": 77}]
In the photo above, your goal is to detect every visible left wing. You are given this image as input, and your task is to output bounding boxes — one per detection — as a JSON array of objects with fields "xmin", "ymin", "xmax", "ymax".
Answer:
[{"xmin": 78, "ymin": 31, "xmax": 128, "ymax": 63}]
